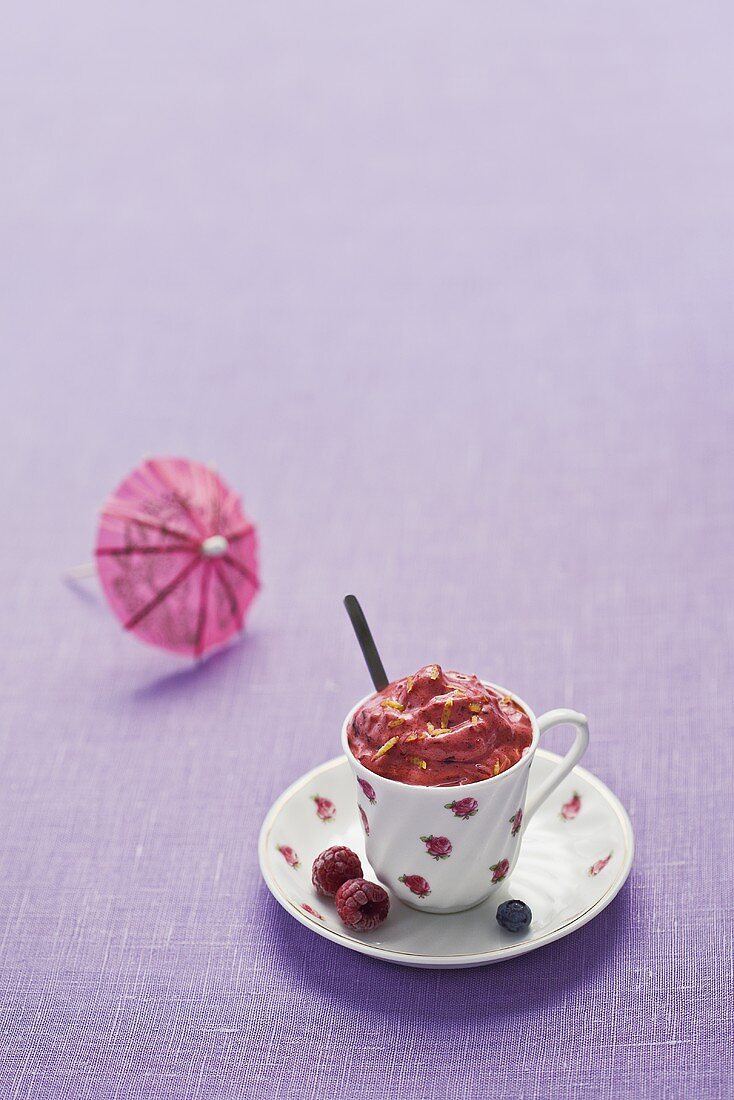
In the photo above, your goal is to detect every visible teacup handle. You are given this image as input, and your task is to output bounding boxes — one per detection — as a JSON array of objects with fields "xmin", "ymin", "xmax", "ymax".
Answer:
[{"xmin": 524, "ymin": 709, "xmax": 589, "ymax": 823}]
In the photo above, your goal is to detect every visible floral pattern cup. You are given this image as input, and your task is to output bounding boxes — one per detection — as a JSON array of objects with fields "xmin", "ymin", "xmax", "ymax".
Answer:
[{"xmin": 342, "ymin": 683, "xmax": 589, "ymax": 913}]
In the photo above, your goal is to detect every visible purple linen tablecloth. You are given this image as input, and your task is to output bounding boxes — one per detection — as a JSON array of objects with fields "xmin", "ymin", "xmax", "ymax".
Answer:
[{"xmin": 1, "ymin": 4, "xmax": 732, "ymax": 1098}]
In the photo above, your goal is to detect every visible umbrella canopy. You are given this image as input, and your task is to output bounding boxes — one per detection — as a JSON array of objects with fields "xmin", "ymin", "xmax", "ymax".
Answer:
[{"xmin": 95, "ymin": 457, "xmax": 259, "ymax": 657}]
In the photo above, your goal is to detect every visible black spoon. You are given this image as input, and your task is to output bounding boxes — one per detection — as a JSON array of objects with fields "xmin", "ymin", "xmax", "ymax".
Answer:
[{"xmin": 343, "ymin": 594, "xmax": 389, "ymax": 692}]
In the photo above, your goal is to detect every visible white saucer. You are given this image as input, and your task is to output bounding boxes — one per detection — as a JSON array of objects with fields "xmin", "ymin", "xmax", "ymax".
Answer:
[{"xmin": 258, "ymin": 750, "xmax": 634, "ymax": 969}]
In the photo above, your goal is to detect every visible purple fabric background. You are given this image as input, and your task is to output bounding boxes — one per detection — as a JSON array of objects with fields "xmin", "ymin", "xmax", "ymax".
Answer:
[{"xmin": 1, "ymin": 4, "xmax": 732, "ymax": 1098}]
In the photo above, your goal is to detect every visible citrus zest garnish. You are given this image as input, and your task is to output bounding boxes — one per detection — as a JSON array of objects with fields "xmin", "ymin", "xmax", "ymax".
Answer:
[
  {"xmin": 492, "ymin": 760, "xmax": 501, "ymax": 775},
  {"xmin": 407, "ymin": 756, "xmax": 427, "ymax": 770},
  {"xmin": 441, "ymin": 699, "xmax": 453, "ymax": 729},
  {"xmin": 426, "ymin": 722, "xmax": 439, "ymax": 736},
  {"xmin": 406, "ymin": 676, "xmax": 415, "ymax": 693},
  {"xmin": 373, "ymin": 736, "xmax": 399, "ymax": 759},
  {"xmin": 471, "ymin": 715, "xmax": 479, "ymax": 726},
  {"xmin": 381, "ymin": 699, "xmax": 405, "ymax": 712},
  {"xmin": 388, "ymin": 716, "xmax": 406, "ymax": 728},
  {"xmin": 428, "ymin": 665, "xmax": 440, "ymax": 680},
  {"xmin": 405, "ymin": 732, "xmax": 419, "ymax": 742},
  {"xmin": 469, "ymin": 703, "xmax": 482, "ymax": 713},
  {"xmin": 500, "ymin": 695, "xmax": 513, "ymax": 705}
]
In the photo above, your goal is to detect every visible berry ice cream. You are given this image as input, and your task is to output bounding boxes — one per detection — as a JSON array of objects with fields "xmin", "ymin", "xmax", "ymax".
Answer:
[{"xmin": 348, "ymin": 665, "xmax": 532, "ymax": 787}]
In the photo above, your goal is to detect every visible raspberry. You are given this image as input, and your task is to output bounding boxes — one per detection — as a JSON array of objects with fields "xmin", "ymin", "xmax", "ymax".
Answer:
[
  {"xmin": 311, "ymin": 846, "xmax": 363, "ymax": 897},
  {"xmin": 335, "ymin": 878, "xmax": 390, "ymax": 931}
]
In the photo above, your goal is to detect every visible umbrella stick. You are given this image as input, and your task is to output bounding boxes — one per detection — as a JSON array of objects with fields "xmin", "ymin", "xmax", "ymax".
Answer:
[
  {"xmin": 64, "ymin": 562, "xmax": 97, "ymax": 581},
  {"xmin": 343, "ymin": 594, "xmax": 389, "ymax": 692}
]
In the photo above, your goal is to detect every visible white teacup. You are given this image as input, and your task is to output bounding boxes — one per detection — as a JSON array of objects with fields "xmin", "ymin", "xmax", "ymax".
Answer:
[{"xmin": 341, "ymin": 682, "xmax": 589, "ymax": 914}]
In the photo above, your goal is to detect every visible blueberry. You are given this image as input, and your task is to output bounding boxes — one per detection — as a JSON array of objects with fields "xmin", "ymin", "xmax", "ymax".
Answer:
[{"xmin": 496, "ymin": 899, "xmax": 532, "ymax": 933}]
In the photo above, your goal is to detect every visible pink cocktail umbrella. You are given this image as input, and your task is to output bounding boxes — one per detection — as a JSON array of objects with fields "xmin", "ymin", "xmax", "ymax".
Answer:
[{"xmin": 94, "ymin": 456, "xmax": 259, "ymax": 657}]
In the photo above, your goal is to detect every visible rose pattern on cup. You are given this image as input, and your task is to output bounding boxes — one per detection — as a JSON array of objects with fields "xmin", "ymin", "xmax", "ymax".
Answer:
[
  {"xmin": 509, "ymin": 808, "xmax": 523, "ymax": 837},
  {"xmin": 277, "ymin": 845, "xmax": 300, "ymax": 868},
  {"xmin": 445, "ymin": 797, "xmax": 478, "ymax": 820},
  {"xmin": 357, "ymin": 777, "xmax": 377, "ymax": 805},
  {"xmin": 312, "ymin": 795, "xmax": 335, "ymax": 821},
  {"xmin": 589, "ymin": 853, "xmax": 612, "ymax": 876},
  {"xmin": 359, "ymin": 805, "xmax": 370, "ymax": 836},
  {"xmin": 561, "ymin": 792, "xmax": 581, "ymax": 821},
  {"xmin": 420, "ymin": 835, "xmax": 452, "ymax": 860},
  {"xmin": 490, "ymin": 858, "xmax": 510, "ymax": 883},
  {"xmin": 399, "ymin": 874, "xmax": 431, "ymax": 898},
  {"xmin": 302, "ymin": 903, "xmax": 324, "ymax": 920}
]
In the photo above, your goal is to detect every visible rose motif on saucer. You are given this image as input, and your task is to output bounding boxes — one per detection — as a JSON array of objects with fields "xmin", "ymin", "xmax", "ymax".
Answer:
[
  {"xmin": 420, "ymin": 835, "xmax": 452, "ymax": 860},
  {"xmin": 312, "ymin": 795, "xmax": 335, "ymax": 821},
  {"xmin": 277, "ymin": 845, "xmax": 300, "ymax": 868},
  {"xmin": 490, "ymin": 858, "xmax": 510, "ymax": 883},
  {"xmin": 589, "ymin": 853, "xmax": 612, "ymax": 876},
  {"xmin": 444, "ymin": 797, "xmax": 478, "ymax": 820},
  {"xmin": 399, "ymin": 874, "xmax": 431, "ymax": 898},
  {"xmin": 561, "ymin": 792, "xmax": 581, "ymax": 821}
]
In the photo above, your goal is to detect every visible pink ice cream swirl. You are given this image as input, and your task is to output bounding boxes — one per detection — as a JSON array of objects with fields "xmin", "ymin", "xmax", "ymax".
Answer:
[{"xmin": 348, "ymin": 665, "xmax": 532, "ymax": 788}]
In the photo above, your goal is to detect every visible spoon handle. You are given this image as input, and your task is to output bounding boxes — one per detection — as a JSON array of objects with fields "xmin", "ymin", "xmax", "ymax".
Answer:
[{"xmin": 343, "ymin": 594, "xmax": 389, "ymax": 692}]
